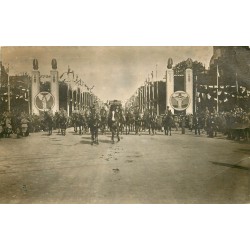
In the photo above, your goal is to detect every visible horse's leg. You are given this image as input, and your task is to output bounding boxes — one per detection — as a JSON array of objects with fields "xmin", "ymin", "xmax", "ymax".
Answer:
[
  {"xmin": 90, "ymin": 128, "xmax": 94, "ymax": 145},
  {"xmin": 95, "ymin": 129, "xmax": 99, "ymax": 144},
  {"xmin": 111, "ymin": 128, "xmax": 115, "ymax": 143},
  {"xmin": 117, "ymin": 128, "xmax": 120, "ymax": 142}
]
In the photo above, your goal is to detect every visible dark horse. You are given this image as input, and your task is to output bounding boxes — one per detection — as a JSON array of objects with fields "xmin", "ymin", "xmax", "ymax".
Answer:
[
  {"xmin": 100, "ymin": 107, "xmax": 108, "ymax": 134},
  {"xmin": 59, "ymin": 115, "xmax": 68, "ymax": 136},
  {"xmin": 88, "ymin": 109, "xmax": 100, "ymax": 145},
  {"xmin": 162, "ymin": 113, "xmax": 173, "ymax": 136},
  {"xmin": 108, "ymin": 109, "xmax": 121, "ymax": 143},
  {"xmin": 148, "ymin": 113, "xmax": 157, "ymax": 135},
  {"xmin": 44, "ymin": 111, "xmax": 53, "ymax": 135}
]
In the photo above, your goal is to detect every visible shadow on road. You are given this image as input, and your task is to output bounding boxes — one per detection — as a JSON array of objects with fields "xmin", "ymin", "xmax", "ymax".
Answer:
[
  {"xmin": 81, "ymin": 136, "xmax": 91, "ymax": 140},
  {"xmin": 79, "ymin": 138, "xmax": 113, "ymax": 144},
  {"xmin": 79, "ymin": 140, "xmax": 92, "ymax": 145},
  {"xmin": 98, "ymin": 139, "xmax": 113, "ymax": 144},
  {"xmin": 210, "ymin": 161, "xmax": 249, "ymax": 171},
  {"xmin": 41, "ymin": 133, "xmax": 51, "ymax": 136},
  {"xmin": 236, "ymin": 148, "xmax": 250, "ymax": 153}
]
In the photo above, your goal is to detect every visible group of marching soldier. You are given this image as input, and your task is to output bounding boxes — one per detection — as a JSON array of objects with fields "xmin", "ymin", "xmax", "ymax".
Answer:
[{"xmin": 1, "ymin": 104, "xmax": 249, "ymax": 143}]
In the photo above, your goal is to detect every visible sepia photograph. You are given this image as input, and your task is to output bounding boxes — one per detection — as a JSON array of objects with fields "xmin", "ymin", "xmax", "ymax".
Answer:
[
  {"xmin": 1, "ymin": 46, "xmax": 249, "ymax": 204},
  {"xmin": 1, "ymin": 1, "xmax": 250, "ymax": 250}
]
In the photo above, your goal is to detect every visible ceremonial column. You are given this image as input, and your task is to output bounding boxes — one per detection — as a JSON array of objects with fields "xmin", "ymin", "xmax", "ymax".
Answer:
[
  {"xmin": 50, "ymin": 59, "xmax": 59, "ymax": 113},
  {"xmin": 184, "ymin": 58, "xmax": 194, "ymax": 114},
  {"xmin": 166, "ymin": 58, "xmax": 174, "ymax": 113},
  {"xmin": 31, "ymin": 59, "xmax": 40, "ymax": 115}
]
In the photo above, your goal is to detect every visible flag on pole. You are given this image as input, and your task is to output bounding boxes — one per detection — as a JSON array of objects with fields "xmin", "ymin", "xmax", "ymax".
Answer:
[
  {"xmin": 235, "ymin": 72, "xmax": 238, "ymax": 93},
  {"xmin": 216, "ymin": 64, "xmax": 219, "ymax": 112},
  {"xmin": 217, "ymin": 65, "xmax": 220, "ymax": 78}
]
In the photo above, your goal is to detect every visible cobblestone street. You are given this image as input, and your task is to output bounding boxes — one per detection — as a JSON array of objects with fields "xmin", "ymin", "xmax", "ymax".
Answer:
[{"xmin": 0, "ymin": 128, "xmax": 249, "ymax": 204}]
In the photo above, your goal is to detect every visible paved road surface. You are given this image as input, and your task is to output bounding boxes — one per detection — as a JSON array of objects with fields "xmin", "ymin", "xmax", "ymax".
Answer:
[{"xmin": 0, "ymin": 128, "xmax": 249, "ymax": 203}]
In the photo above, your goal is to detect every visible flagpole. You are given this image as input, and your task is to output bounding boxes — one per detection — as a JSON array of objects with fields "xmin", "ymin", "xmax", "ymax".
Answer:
[
  {"xmin": 7, "ymin": 64, "xmax": 11, "ymax": 112},
  {"xmin": 236, "ymin": 72, "xmax": 238, "ymax": 93},
  {"xmin": 216, "ymin": 64, "xmax": 219, "ymax": 113},
  {"xmin": 148, "ymin": 74, "xmax": 151, "ymax": 110},
  {"xmin": 152, "ymin": 71, "xmax": 154, "ymax": 113},
  {"xmin": 195, "ymin": 75, "xmax": 198, "ymax": 113},
  {"xmin": 236, "ymin": 72, "xmax": 238, "ymax": 107},
  {"xmin": 156, "ymin": 64, "xmax": 159, "ymax": 116},
  {"xmin": 145, "ymin": 79, "xmax": 148, "ymax": 110}
]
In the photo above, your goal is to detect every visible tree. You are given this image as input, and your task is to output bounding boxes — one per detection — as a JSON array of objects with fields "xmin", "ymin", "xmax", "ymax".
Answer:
[{"xmin": 173, "ymin": 60, "xmax": 205, "ymax": 76}]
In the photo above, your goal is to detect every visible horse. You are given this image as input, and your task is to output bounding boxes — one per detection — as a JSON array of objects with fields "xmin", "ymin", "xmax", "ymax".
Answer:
[
  {"xmin": 2, "ymin": 115, "xmax": 13, "ymax": 138},
  {"xmin": 148, "ymin": 113, "xmax": 157, "ymax": 135},
  {"xmin": 134, "ymin": 112, "xmax": 143, "ymax": 135},
  {"xmin": 125, "ymin": 110, "xmax": 134, "ymax": 135},
  {"xmin": 119, "ymin": 110, "xmax": 126, "ymax": 135},
  {"xmin": 162, "ymin": 113, "xmax": 173, "ymax": 136},
  {"xmin": 44, "ymin": 111, "xmax": 53, "ymax": 135},
  {"xmin": 108, "ymin": 109, "xmax": 121, "ymax": 143},
  {"xmin": 71, "ymin": 111, "xmax": 78, "ymax": 133},
  {"xmin": 100, "ymin": 107, "xmax": 108, "ymax": 134},
  {"xmin": 88, "ymin": 109, "xmax": 100, "ymax": 145},
  {"xmin": 59, "ymin": 115, "xmax": 68, "ymax": 136},
  {"xmin": 54, "ymin": 111, "xmax": 61, "ymax": 134},
  {"xmin": 76, "ymin": 112, "xmax": 86, "ymax": 135}
]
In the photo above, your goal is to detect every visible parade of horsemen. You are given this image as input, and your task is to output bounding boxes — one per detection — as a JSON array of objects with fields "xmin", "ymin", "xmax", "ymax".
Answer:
[{"xmin": 1, "ymin": 102, "xmax": 249, "ymax": 144}]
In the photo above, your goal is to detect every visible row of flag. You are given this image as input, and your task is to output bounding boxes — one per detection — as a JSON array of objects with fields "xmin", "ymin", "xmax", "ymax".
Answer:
[
  {"xmin": 59, "ymin": 66, "xmax": 89, "ymax": 90},
  {"xmin": 196, "ymin": 88, "xmax": 250, "ymax": 103}
]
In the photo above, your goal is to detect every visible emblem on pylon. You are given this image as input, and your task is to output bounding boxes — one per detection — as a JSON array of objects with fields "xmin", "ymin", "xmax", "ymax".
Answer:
[
  {"xmin": 170, "ymin": 91, "xmax": 190, "ymax": 111},
  {"xmin": 35, "ymin": 92, "xmax": 55, "ymax": 111}
]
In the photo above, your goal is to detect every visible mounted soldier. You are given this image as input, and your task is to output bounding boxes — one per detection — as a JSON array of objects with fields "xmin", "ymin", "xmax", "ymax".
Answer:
[
  {"xmin": 2, "ymin": 112, "xmax": 12, "ymax": 138},
  {"xmin": 44, "ymin": 110, "xmax": 53, "ymax": 135},
  {"xmin": 100, "ymin": 106, "xmax": 108, "ymax": 134},
  {"xmin": 148, "ymin": 109, "xmax": 157, "ymax": 135},
  {"xmin": 58, "ymin": 108, "xmax": 68, "ymax": 136},
  {"xmin": 134, "ymin": 109, "xmax": 142, "ymax": 135},
  {"xmin": 108, "ymin": 101, "xmax": 122, "ymax": 143},
  {"xmin": 162, "ymin": 109, "xmax": 173, "ymax": 136},
  {"xmin": 88, "ymin": 104, "xmax": 100, "ymax": 145}
]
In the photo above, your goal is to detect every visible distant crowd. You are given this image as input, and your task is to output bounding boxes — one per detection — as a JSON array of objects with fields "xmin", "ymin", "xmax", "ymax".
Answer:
[{"xmin": 0, "ymin": 105, "xmax": 249, "ymax": 142}]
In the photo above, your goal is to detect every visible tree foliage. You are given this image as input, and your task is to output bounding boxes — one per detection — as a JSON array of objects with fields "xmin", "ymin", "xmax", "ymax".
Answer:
[{"xmin": 173, "ymin": 60, "xmax": 205, "ymax": 76}]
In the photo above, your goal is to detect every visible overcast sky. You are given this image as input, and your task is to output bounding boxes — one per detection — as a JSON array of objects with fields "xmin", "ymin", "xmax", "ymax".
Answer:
[{"xmin": 1, "ymin": 46, "xmax": 213, "ymax": 102}]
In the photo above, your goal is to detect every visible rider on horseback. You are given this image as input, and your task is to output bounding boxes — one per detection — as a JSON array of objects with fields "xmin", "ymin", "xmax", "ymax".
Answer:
[
  {"xmin": 108, "ymin": 105, "xmax": 121, "ymax": 143},
  {"xmin": 89, "ymin": 104, "xmax": 100, "ymax": 145}
]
